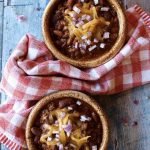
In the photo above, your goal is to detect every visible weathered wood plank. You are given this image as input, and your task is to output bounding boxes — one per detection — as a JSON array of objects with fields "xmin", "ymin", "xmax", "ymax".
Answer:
[
  {"xmin": 125, "ymin": 0, "xmax": 150, "ymax": 11},
  {"xmin": 0, "ymin": 0, "xmax": 150, "ymax": 150},
  {"xmin": 2, "ymin": 5, "xmax": 43, "ymax": 70},
  {"xmin": 97, "ymin": 84, "xmax": 150, "ymax": 150},
  {"xmin": 0, "ymin": 3, "xmax": 8, "ymax": 150},
  {"xmin": 1, "ymin": 4, "xmax": 44, "ymax": 103},
  {"xmin": 0, "ymin": 2, "xmax": 3, "ymax": 79},
  {"xmin": 0, "ymin": 5, "xmax": 3, "ymax": 149},
  {"xmin": 4, "ymin": 0, "xmax": 33, "ymax": 6},
  {"xmin": 4, "ymin": 0, "xmax": 49, "ymax": 6}
]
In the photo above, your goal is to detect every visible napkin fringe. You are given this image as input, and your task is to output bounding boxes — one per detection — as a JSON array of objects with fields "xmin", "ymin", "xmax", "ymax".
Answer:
[
  {"xmin": 0, "ymin": 133, "xmax": 21, "ymax": 150},
  {"xmin": 134, "ymin": 5, "xmax": 150, "ymax": 27}
]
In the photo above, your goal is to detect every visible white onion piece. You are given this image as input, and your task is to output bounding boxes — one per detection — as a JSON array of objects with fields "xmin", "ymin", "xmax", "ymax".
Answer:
[
  {"xmin": 81, "ymin": 44, "xmax": 87, "ymax": 49},
  {"xmin": 47, "ymin": 137, "xmax": 52, "ymax": 142},
  {"xmin": 100, "ymin": 43, "xmax": 105, "ymax": 48},
  {"xmin": 94, "ymin": 38, "xmax": 99, "ymax": 43},
  {"xmin": 101, "ymin": 7, "xmax": 110, "ymax": 11},
  {"xmin": 80, "ymin": 115, "xmax": 91, "ymax": 122},
  {"xmin": 81, "ymin": 14, "xmax": 87, "ymax": 20},
  {"xmin": 76, "ymin": 100, "xmax": 82, "ymax": 105},
  {"xmin": 86, "ymin": 15, "xmax": 92, "ymax": 21},
  {"xmin": 103, "ymin": 32, "xmax": 110, "ymax": 39},
  {"xmin": 94, "ymin": 0, "xmax": 99, "ymax": 5},
  {"xmin": 75, "ymin": 42, "xmax": 78, "ymax": 49},
  {"xmin": 88, "ymin": 45, "xmax": 97, "ymax": 51},
  {"xmin": 62, "ymin": 122, "xmax": 72, "ymax": 137},
  {"xmin": 86, "ymin": 39, "xmax": 92, "ymax": 45},
  {"xmin": 59, "ymin": 144, "xmax": 63, "ymax": 150},
  {"xmin": 81, "ymin": 0, "xmax": 84, "ymax": 2},
  {"xmin": 55, "ymin": 134, "xmax": 59, "ymax": 138},
  {"xmin": 82, "ymin": 35, "xmax": 88, "ymax": 40},
  {"xmin": 92, "ymin": 145, "xmax": 98, "ymax": 150},
  {"xmin": 73, "ymin": 6, "xmax": 81, "ymax": 14},
  {"xmin": 76, "ymin": 20, "xmax": 84, "ymax": 27},
  {"xmin": 68, "ymin": 106, "xmax": 73, "ymax": 110}
]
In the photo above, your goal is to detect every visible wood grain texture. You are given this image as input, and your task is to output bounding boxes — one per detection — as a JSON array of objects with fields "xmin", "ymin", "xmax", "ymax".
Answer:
[
  {"xmin": 4, "ymin": 0, "xmax": 49, "ymax": 6},
  {"xmin": 96, "ymin": 84, "xmax": 150, "ymax": 150},
  {"xmin": 0, "ymin": 2, "xmax": 3, "ymax": 80},
  {"xmin": 125, "ymin": 0, "xmax": 150, "ymax": 12},
  {"xmin": 0, "ymin": 0, "xmax": 150, "ymax": 150}
]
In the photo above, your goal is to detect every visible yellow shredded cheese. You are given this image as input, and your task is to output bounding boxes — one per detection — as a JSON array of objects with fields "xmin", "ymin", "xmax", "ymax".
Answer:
[
  {"xmin": 40, "ymin": 108, "xmax": 91, "ymax": 148},
  {"xmin": 64, "ymin": 3, "xmax": 110, "ymax": 41}
]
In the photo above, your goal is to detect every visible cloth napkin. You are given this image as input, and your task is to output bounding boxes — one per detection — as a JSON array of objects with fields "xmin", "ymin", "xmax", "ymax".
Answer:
[{"xmin": 0, "ymin": 5, "xmax": 150, "ymax": 150}]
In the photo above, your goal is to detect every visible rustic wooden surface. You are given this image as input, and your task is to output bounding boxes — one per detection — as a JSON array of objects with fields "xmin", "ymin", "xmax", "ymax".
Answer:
[{"xmin": 0, "ymin": 0, "xmax": 150, "ymax": 150}]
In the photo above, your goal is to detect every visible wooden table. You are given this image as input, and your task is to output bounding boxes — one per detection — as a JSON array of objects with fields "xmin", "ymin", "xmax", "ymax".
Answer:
[{"xmin": 0, "ymin": 0, "xmax": 149, "ymax": 150}]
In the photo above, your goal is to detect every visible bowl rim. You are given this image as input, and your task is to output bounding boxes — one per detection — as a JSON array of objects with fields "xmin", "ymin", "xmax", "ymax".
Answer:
[
  {"xmin": 42, "ymin": 0, "xmax": 127, "ymax": 68},
  {"xmin": 25, "ymin": 90, "xmax": 109, "ymax": 150}
]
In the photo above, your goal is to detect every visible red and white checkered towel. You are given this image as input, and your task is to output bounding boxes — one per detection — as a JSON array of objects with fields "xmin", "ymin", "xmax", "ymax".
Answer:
[{"xmin": 0, "ymin": 5, "xmax": 150, "ymax": 150}]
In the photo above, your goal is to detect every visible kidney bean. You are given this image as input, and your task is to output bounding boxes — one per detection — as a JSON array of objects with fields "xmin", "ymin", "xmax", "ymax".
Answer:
[
  {"xmin": 67, "ymin": 36, "xmax": 75, "ymax": 45},
  {"xmin": 53, "ymin": 30, "xmax": 63, "ymax": 37},
  {"xmin": 63, "ymin": 26, "xmax": 68, "ymax": 31},
  {"xmin": 92, "ymin": 112, "xmax": 99, "ymax": 122},
  {"xmin": 47, "ymin": 103, "xmax": 55, "ymax": 111},
  {"xmin": 111, "ymin": 27, "xmax": 118, "ymax": 33},
  {"xmin": 58, "ymin": 98, "xmax": 74, "ymax": 108},
  {"xmin": 63, "ymin": 32, "xmax": 69, "ymax": 38},
  {"xmin": 111, "ymin": 33, "xmax": 118, "ymax": 40},
  {"xmin": 60, "ymin": 20, "xmax": 66, "ymax": 26},
  {"xmin": 103, "ymin": 12, "xmax": 112, "ymax": 20},
  {"xmin": 31, "ymin": 127, "xmax": 41, "ymax": 136},
  {"xmin": 34, "ymin": 136, "xmax": 40, "ymax": 144}
]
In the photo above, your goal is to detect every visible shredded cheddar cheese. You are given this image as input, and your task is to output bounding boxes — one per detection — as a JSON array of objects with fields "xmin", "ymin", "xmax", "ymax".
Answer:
[
  {"xmin": 64, "ymin": 3, "xmax": 110, "ymax": 41},
  {"xmin": 39, "ymin": 108, "xmax": 90, "ymax": 149}
]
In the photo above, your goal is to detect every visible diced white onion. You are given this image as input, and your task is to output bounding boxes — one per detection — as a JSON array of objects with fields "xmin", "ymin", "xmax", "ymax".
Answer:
[
  {"xmin": 103, "ymin": 32, "xmax": 110, "ymax": 39},
  {"xmin": 100, "ymin": 43, "xmax": 105, "ymax": 48},
  {"xmin": 76, "ymin": 20, "xmax": 84, "ymax": 27},
  {"xmin": 82, "ymin": 35, "xmax": 88, "ymax": 40},
  {"xmin": 94, "ymin": 0, "xmax": 99, "ymax": 5},
  {"xmin": 68, "ymin": 106, "xmax": 73, "ymax": 110},
  {"xmin": 81, "ymin": 44, "xmax": 87, "ymax": 49},
  {"xmin": 94, "ymin": 38, "xmax": 99, "ymax": 43},
  {"xmin": 80, "ymin": 115, "xmax": 91, "ymax": 122},
  {"xmin": 55, "ymin": 134, "xmax": 60, "ymax": 138},
  {"xmin": 47, "ymin": 137, "xmax": 52, "ymax": 142},
  {"xmin": 86, "ymin": 15, "xmax": 92, "ymax": 21},
  {"xmin": 59, "ymin": 144, "xmax": 63, "ymax": 150},
  {"xmin": 75, "ymin": 42, "xmax": 78, "ymax": 49},
  {"xmin": 73, "ymin": 6, "xmax": 81, "ymax": 14},
  {"xmin": 88, "ymin": 45, "xmax": 97, "ymax": 51},
  {"xmin": 101, "ymin": 7, "xmax": 110, "ymax": 11},
  {"xmin": 81, "ymin": 14, "xmax": 87, "ymax": 20},
  {"xmin": 76, "ymin": 101, "xmax": 82, "ymax": 105},
  {"xmin": 86, "ymin": 39, "xmax": 92, "ymax": 45},
  {"xmin": 92, "ymin": 145, "xmax": 98, "ymax": 150}
]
